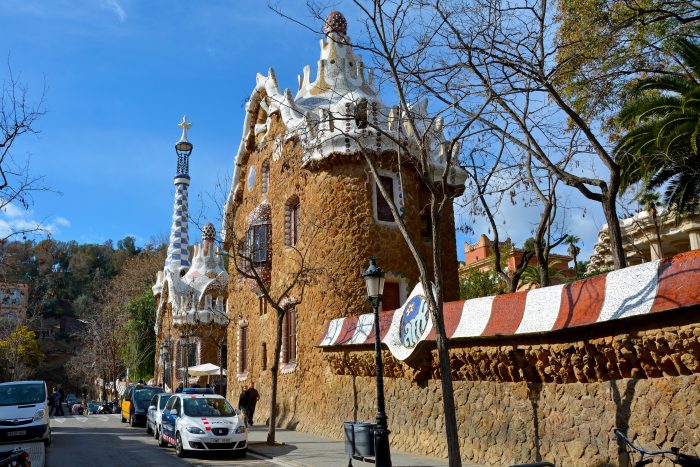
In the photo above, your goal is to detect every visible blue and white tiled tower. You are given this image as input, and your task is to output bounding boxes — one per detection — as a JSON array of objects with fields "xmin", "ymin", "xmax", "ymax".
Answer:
[{"xmin": 165, "ymin": 116, "xmax": 193, "ymax": 273}]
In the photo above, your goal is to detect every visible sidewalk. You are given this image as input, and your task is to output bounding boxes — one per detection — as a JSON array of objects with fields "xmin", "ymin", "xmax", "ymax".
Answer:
[{"xmin": 247, "ymin": 425, "xmax": 449, "ymax": 467}]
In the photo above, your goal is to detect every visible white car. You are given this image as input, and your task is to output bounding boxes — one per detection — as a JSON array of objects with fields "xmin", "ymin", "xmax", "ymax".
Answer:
[
  {"xmin": 146, "ymin": 393, "xmax": 171, "ymax": 438},
  {"xmin": 159, "ymin": 392, "xmax": 247, "ymax": 458},
  {"xmin": 0, "ymin": 381, "xmax": 51, "ymax": 446}
]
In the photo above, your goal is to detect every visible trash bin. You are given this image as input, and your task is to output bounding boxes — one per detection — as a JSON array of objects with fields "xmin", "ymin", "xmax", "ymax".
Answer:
[
  {"xmin": 353, "ymin": 422, "xmax": 375, "ymax": 457},
  {"xmin": 343, "ymin": 421, "xmax": 355, "ymax": 456}
]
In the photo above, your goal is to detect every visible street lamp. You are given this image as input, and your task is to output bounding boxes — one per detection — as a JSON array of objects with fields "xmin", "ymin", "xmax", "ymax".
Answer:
[
  {"xmin": 362, "ymin": 256, "xmax": 391, "ymax": 467},
  {"xmin": 179, "ymin": 329, "xmax": 194, "ymax": 388},
  {"xmin": 160, "ymin": 341, "xmax": 170, "ymax": 387}
]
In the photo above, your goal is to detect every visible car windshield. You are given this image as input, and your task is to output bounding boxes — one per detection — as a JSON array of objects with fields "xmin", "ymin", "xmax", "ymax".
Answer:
[
  {"xmin": 159, "ymin": 397, "xmax": 169, "ymax": 409},
  {"xmin": 135, "ymin": 388, "xmax": 161, "ymax": 402},
  {"xmin": 0, "ymin": 383, "xmax": 46, "ymax": 407},
  {"xmin": 183, "ymin": 398, "xmax": 235, "ymax": 417}
]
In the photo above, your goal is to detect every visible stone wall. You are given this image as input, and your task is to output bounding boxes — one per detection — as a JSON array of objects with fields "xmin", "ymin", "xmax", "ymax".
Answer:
[
  {"xmin": 225, "ymin": 112, "xmax": 459, "ymax": 398},
  {"xmin": 246, "ymin": 315, "xmax": 700, "ymax": 466}
]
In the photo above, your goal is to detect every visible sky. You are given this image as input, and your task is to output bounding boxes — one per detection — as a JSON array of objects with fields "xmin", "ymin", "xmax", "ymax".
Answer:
[{"xmin": 0, "ymin": 0, "xmax": 608, "ymax": 261}]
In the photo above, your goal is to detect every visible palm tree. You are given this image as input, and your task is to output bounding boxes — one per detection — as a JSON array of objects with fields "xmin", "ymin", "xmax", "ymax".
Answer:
[
  {"xmin": 519, "ymin": 261, "xmax": 566, "ymax": 288},
  {"xmin": 614, "ymin": 38, "xmax": 700, "ymax": 216},
  {"xmin": 564, "ymin": 235, "xmax": 581, "ymax": 278}
]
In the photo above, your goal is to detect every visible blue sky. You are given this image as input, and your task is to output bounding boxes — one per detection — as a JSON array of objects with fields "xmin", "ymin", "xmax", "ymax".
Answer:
[{"xmin": 0, "ymin": 0, "xmax": 607, "ymax": 260}]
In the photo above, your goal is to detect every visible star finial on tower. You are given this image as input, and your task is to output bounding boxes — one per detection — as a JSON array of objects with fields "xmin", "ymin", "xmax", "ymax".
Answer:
[{"xmin": 178, "ymin": 115, "xmax": 193, "ymax": 142}]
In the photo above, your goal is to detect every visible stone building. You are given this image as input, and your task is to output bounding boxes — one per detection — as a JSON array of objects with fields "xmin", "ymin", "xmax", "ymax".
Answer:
[
  {"xmin": 152, "ymin": 118, "xmax": 229, "ymax": 392},
  {"xmin": 587, "ymin": 208, "xmax": 700, "ymax": 272},
  {"xmin": 461, "ymin": 234, "xmax": 573, "ymax": 288},
  {"xmin": 0, "ymin": 281, "xmax": 28, "ymax": 325},
  {"xmin": 221, "ymin": 9, "xmax": 463, "ymax": 426},
  {"xmin": 219, "ymin": 11, "xmax": 700, "ymax": 466}
]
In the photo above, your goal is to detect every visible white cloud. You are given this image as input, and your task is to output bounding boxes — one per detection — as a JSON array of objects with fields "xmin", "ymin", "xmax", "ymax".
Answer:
[
  {"xmin": 54, "ymin": 216, "xmax": 71, "ymax": 227},
  {"xmin": 0, "ymin": 204, "xmax": 70, "ymax": 239},
  {"xmin": 1, "ymin": 203, "xmax": 26, "ymax": 219},
  {"xmin": 101, "ymin": 0, "xmax": 127, "ymax": 22}
]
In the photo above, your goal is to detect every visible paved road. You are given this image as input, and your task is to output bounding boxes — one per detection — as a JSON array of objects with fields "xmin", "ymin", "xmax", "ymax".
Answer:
[{"xmin": 45, "ymin": 414, "xmax": 280, "ymax": 467}]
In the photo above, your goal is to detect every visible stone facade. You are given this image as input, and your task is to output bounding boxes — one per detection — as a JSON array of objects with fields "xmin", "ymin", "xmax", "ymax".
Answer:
[
  {"xmin": 0, "ymin": 281, "xmax": 28, "ymax": 325},
  {"xmin": 588, "ymin": 208, "xmax": 700, "ymax": 273},
  {"xmin": 219, "ymin": 11, "xmax": 700, "ymax": 467},
  {"xmin": 152, "ymin": 118, "xmax": 228, "ymax": 391}
]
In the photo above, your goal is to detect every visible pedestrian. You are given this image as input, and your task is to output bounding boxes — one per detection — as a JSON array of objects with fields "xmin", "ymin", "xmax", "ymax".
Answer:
[
  {"xmin": 57, "ymin": 384, "xmax": 65, "ymax": 406},
  {"xmin": 48, "ymin": 387, "xmax": 56, "ymax": 415},
  {"xmin": 246, "ymin": 382, "xmax": 260, "ymax": 427},
  {"xmin": 238, "ymin": 385, "xmax": 250, "ymax": 424},
  {"xmin": 51, "ymin": 387, "xmax": 64, "ymax": 416},
  {"xmin": 175, "ymin": 382, "xmax": 183, "ymax": 393}
]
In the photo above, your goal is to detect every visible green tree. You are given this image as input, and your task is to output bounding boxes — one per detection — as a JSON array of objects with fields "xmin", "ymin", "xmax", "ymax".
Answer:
[
  {"xmin": 555, "ymin": 0, "xmax": 700, "ymax": 116},
  {"xmin": 615, "ymin": 38, "xmax": 700, "ymax": 215},
  {"xmin": 459, "ymin": 268, "xmax": 503, "ymax": 299},
  {"xmin": 122, "ymin": 290, "xmax": 156, "ymax": 381},
  {"xmin": 0, "ymin": 325, "xmax": 43, "ymax": 381},
  {"xmin": 519, "ymin": 262, "xmax": 567, "ymax": 288}
]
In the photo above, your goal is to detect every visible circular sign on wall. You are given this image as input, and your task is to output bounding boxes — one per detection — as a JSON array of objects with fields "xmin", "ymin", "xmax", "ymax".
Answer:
[
  {"xmin": 399, "ymin": 295, "xmax": 429, "ymax": 348},
  {"xmin": 385, "ymin": 282, "xmax": 434, "ymax": 361}
]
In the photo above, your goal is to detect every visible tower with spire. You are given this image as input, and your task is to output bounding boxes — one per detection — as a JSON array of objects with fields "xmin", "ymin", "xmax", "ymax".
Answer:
[
  {"xmin": 152, "ymin": 117, "xmax": 229, "ymax": 392},
  {"xmin": 165, "ymin": 116, "xmax": 193, "ymax": 272}
]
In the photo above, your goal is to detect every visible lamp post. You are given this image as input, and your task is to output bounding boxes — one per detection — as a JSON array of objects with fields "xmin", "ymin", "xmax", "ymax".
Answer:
[
  {"xmin": 179, "ymin": 330, "xmax": 193, "ymax": 388},
  {"xmin": 160, "ymin": 341, "xmax": 170, "ymax": 388},
  {"xmin": 362, "ymin": 256, "xmax": 391, "ymax": 467}
]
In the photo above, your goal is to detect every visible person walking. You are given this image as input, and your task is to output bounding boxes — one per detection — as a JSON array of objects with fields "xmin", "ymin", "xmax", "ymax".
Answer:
[
  {"xmin": 51, "ymin": 387, "xmax": 64, "ymax": 416},
  {"xmin": 246, "ymin": 382, "xmax": 260, "ymax": 427},
  {"xmin": 238, "ymin": 385, "xmax": 250, "ymax": 425}
]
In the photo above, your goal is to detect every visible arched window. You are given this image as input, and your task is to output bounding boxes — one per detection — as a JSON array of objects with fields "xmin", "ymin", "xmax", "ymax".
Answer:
[
  {"xmin": 261, "ymin": 160, "xmax": 270, "ymax": 194},
  {"xmin": 285, "ymin": 196, "xmax": 301, "ymax": 247},
  {"xmin": 354, "ymin": 97, "xmax": 368, "ymax": 129}
]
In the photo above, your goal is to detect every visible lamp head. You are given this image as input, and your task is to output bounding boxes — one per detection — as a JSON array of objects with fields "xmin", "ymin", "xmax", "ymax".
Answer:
[{"xmin": 362, "ymin": 256, "xmax": 385, "ymax": 299}]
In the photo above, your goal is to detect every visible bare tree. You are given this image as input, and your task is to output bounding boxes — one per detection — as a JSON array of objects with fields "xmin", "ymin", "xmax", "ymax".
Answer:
[
  {"xmin": 419, "ymin": 0, "xmax": 629, "ymax": 269},
  {"xmin": 0, "ymin": 63, "xmax": 49, "ymax": 241}
]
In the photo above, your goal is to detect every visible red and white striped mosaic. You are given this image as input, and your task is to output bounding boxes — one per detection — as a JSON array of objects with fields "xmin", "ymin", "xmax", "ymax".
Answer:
[{"xmin": 318, "ymin": 250, "xmax": 700, "ymax": 361}]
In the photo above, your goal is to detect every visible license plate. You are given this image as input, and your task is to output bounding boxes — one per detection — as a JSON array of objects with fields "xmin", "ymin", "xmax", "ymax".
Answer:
[
  {"xmin": 7, "ymin": 431, "xmax": 26, "ymax": 437},
  {"xmin": 210, "ymin": 438, "xmax": 231, "ymax": 443}
]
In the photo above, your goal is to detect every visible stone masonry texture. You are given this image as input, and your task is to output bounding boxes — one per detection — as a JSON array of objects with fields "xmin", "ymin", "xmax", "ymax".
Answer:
[{"xmin": 224, "ymin": 110, "xmax": 700, "ymax": 465}]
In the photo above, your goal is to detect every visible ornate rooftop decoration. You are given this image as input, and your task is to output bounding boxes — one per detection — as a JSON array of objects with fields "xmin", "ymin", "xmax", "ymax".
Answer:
[
  {"xmin": 202, "ymin": 222, "xmax": 216, "ymax": 241},
  {"xmin": 323, "ymin": 11, "xmax": 348, "ymax": 36},
  {"xmin": 223, "ymin": 13, "xmax": 468, "ymax": 241}
]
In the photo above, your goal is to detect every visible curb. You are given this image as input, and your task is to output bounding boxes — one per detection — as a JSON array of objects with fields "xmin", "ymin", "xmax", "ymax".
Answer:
[{"xmin": 247, "ymin": 446, "xmax": 305, "ymax": 467}]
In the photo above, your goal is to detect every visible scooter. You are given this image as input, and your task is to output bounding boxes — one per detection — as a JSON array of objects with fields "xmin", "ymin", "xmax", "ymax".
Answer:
[
  {"xmin": 0, "ymin": 447, "xmax": 31, "ymax": 467},
  {"xmin": 97, "ymin": 401, "xmax": 114, "ymax": 414}
]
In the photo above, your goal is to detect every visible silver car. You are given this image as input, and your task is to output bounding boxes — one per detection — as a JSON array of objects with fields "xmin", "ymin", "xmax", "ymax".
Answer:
[{"xmin": 146, "ymin": 393, "xmax": 172, "ymax": 438}]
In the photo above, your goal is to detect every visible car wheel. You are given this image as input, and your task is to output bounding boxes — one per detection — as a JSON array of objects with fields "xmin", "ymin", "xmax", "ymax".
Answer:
[
  {"xmin": 158, "ymin": 429, "xmax": 168, "ymax": 448},
  {"xmin": 129, "ymin": 414, "xmax": 136, "ymax": 427},
  {"xmin": 153, "ymin": 425, "xmax": 160, "ymax": 440},
  {"xmin": 146, "ymin": 421, "xmax": 152, "ymax": 434},
  {"xmin": 175, "ymin": 433, "xmax": 187, "ymax": 458},
  {"xmin": 43, "ymin": 430, "xmax": 52, "ymax": 447}
]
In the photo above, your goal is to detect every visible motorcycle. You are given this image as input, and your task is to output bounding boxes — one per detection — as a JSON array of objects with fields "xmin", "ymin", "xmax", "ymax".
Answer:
[
  {"xmin": 0, "ymin": 447, "xmax": 31, "ymax": 467},
  {"xmin": 97, "ymin": 401, "xmax": 114, "ymax": 414}
]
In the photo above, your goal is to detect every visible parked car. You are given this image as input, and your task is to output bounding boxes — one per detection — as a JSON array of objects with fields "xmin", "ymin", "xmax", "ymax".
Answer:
[
  {"xmin": 65, "ymin": 394, "xmax": 78, "ymax": 407},
  {"xmin": 0, "ymin": 380, "xmax": 51, "ymax": 446},
  {"xmin": 120, "ymin": 384, "xmax": 162, "ymax": 427},
  {"xmin": 159, "ymin": 393, "xmax": 247, "ymax": 458},
  {"xmin": 146, "ymin": 393, "xmax": 172, "ymax": 438}
]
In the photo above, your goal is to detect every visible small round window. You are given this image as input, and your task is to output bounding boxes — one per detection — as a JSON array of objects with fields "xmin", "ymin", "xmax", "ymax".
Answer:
[{"xmin": 247, "ymin": 166, "xmax": 256, "ymax": 191}]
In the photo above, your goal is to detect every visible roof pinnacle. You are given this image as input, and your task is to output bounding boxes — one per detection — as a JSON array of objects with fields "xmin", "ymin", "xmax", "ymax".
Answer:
[
  {"xmin": 323, "ymin": 11, "xmax": 347, "ymax": 36},
  {"xmin": 178, "ymin": 115, "xmax": 192, "ymax": 143}
]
